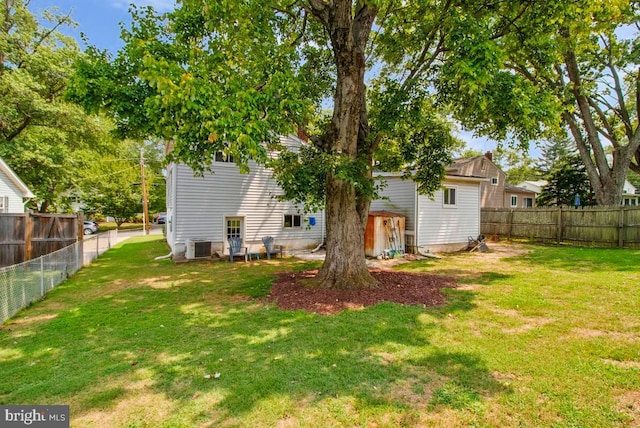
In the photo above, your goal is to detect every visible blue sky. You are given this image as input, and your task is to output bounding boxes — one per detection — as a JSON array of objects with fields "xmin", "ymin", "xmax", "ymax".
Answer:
[
  {"xmin": 28, "ymin": 0, "xmax": 175, "ymax": 53},
  {"xmin": 27, "ymin": 0, "xmax": 500, "ymax": 157}
]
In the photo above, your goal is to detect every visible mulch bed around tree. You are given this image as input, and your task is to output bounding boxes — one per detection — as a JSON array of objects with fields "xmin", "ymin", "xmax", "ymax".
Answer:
[{"xmin": 265, "ymin": 269, "xmax": 457, "ymax": 315}]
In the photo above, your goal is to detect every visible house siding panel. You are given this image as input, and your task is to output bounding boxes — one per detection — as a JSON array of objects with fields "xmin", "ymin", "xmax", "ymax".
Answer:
[
  {"xmin": 171, "ymin": 161, "xmax": 324, "ymax": 254},
  {"xmin": 417, "ymin": 180, "xmax": 481, "ymax": 247},
  {"xmin": 0, "ymin": 174, "xmax": 25, "ymax": 213},
  {"xmin": 370, "ymin": 177, "xmax": 416, "ymax": 231}
]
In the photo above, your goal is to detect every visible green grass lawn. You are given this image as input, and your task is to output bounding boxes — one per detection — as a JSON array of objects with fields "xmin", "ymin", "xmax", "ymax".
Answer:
[{"xmin": 1, "ymin": 237, "xmax": 638, "ymax": 427}]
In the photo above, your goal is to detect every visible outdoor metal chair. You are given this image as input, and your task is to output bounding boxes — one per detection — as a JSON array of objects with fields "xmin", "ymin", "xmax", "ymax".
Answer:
[
  {"xmin": 228, "ymin": 237, "xmax": 248, "ymax": 262},
  {"xmin": 262, "ymin": 236, "xmax": 283, "ymax": 259}
]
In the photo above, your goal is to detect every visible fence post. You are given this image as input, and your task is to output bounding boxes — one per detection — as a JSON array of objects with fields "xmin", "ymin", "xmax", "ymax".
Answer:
[
  {"xmin": 618, "ymin": 207, "xmax": 625, "ymax": 248},
  {"xmin": 556, "ymin": 207, "xmax": 562, "ymax": 244},
  {"xmin": 507, "ymin": 210, "xmax": 513, "ymax": 241},
  {"xmin": 24, "ymin": 214, "xmax": 33, "ymax": 261}
]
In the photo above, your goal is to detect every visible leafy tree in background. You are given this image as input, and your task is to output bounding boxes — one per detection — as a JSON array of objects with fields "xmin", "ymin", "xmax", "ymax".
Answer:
[
  {"xmin": 0, "ymin": 0, "xmax": 113, "ymax": 212},
  {"xmin": 80, "ymin": 140, "xmax": 165, "ymax": 226},
  {"xmin": 72, "ymin": 1, "xmax": 562, "ymax": 288},
  {"xmin": 492, "ymin": 146, "xmax": 540, "ymax": 185},
  {"xmin": 628, "ymin": 170, "xmax": 640, "ymax": 189},
  {"xmin": 490, "ymin": 1, "xmax": 640, "ymax": 206},
  {"xmin": 537, "ymin": 153, "xmax": 595, "ymax": 208}
]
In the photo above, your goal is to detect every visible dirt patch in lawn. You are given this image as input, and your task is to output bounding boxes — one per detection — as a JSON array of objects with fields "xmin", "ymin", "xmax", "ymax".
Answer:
[{"xmin": 265, "ymin": 269, "xmax": 456, "ymax": 315}]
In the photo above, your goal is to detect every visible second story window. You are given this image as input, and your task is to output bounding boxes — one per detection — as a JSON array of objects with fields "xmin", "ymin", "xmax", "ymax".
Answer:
[
  {"xmin": 491, "ymin": 177, "xmax": 499, "ymax": 186},
  {"xmin": 215, "ymin": 152, "xmax": 234, "ymax": 163}
]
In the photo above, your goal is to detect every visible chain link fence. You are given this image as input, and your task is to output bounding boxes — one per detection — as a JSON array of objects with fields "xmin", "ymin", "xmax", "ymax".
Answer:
[{"xmin": 0, "ymin": 230, "xmax": 119, "ymax": 324}]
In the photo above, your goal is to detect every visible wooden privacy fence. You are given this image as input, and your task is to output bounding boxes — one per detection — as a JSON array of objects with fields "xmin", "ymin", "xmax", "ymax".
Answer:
[
  {"xmin": 0, "ymin": 213, "xmax": 81, "ymax": 267},
  {"xmin": 481, "ymin": 206, "xmax": 640, "ymax": 248}
]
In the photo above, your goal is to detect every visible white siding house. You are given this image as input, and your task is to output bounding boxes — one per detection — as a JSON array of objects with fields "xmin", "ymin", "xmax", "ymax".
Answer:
[
  {"xmin": 371, "ymin": 173, "xmax": 486, "ymax": 252},
  {"xmin": 166, "ymin": 136, "xmax": 325, "ymax": 258},
  {"xmin": 622, "ymin": 180, "xmax": 639, "ymax": 206},
  {"xmin": 0, "ymin": 157, "xmax": 34, "ymax": 213}
]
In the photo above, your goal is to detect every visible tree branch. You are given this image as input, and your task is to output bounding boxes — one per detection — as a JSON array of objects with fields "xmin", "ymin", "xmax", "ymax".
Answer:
[
  {"xmin": 17, "ymin": 9, "xmax": 74, "ymax": 69},
  {"xmin": 604, "ymin": 36, "xmax": 633, "ymax": 140},
  {"xmin": 561, "ymin": 28, "xmax": 610, "ymax": 177}
]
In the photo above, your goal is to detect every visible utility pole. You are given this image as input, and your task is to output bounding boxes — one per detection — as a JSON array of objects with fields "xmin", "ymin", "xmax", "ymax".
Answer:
[{"xmin": 140, "ymin": 148, "xmax": 150, "ymax": 235}]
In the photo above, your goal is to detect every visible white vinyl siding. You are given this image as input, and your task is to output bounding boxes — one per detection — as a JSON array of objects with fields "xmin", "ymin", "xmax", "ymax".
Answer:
[
  {"xmin": 372, "ymin": 175, "xmax": 482, "ymax": 248},
  {"xmin": 370, "ymin": 177, "xmax": 416, "ymax": 231},
  {"xmin": 0, "ymin": 176, "xmax": 25, "ymax": 213},
  {"xmin": 416, "ymin": 180, "xmax": 481, "ymax": 246},
  {"xmin": 168, "ymin": 136, "xmax": 324, "ymax": 254}
]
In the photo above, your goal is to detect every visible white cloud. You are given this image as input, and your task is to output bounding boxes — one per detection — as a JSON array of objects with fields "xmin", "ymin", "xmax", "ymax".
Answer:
[{"xmin": 111, "ymin": 0, "xmax": 175, "ymax": 12}]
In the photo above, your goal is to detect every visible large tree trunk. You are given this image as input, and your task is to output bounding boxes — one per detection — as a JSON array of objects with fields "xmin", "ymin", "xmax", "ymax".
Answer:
[
  {"xmin": 312, "ymin": 1, "xmax": 377, "ymax": 288},
  {"xmin": 561, "ymin": 39, "xmax": 637, "ymax": 206}
]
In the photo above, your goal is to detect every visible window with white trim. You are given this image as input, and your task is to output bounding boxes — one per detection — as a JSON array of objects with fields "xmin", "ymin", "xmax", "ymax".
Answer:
[
  {"xmin": 0, "ymin": 196, "xmax": 7, "ymax": 213},
  {"xmin": 215, "ymin": 152, "xmax": 234, "ymax": 163},
  {"xmin": 491, "ymin": 177, "xmax": 499, "ymax": 186},
  {"xmin": 523, "ymin": 197, "xmax": 533, "ymax": 208},
  {"xmin": 443, "ymin": 187, "xmax": 457, "ymax": 207},
  {"xmin": 510, "ymin": 195, "xmax": 518, "ymax": 207},
  {"xmin": 284, "ymin": 214, "xmax": 302, "ymax": 228}
]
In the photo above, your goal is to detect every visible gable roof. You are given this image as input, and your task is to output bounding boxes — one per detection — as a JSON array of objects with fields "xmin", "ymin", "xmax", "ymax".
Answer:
[
  {"xmin": 0, "ymin": 157, "xmax": 35, "ymax": 198},
  {"xmin": 504, "ymin": 184, "xmax": 537, "ymax": 194}
]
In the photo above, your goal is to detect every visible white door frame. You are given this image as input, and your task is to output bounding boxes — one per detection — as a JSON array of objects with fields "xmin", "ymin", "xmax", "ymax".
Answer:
[{"xmin": 223, "ymin": 216, "xmax": 245, "ymax": 254}]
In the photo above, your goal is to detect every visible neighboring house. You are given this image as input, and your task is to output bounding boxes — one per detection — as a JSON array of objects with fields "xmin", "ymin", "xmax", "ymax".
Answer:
[
  {"xmin": 448, "ymin": 152, "xmax": 536, "ymax": 208},
  {"xmin": 505, "ymin": 185, "xmax": 536, "ymax": 209},
  {"xmin": 621, "ymin": 180, "xmax": 639, "ymax": 206},
  {"xmin": 517, "ymin": 180, "xmax": 547, "ymax": 194},
  {"xmin": 370, "ymin": 172, "xmax": 486, "ymax": 252},
  {"xmin": 518, "ymin": 179, "xmax": 640, "ymax": 206},
  {"xmin": 0, "ymin": 157, "xmax": 34, "ymax": 213},
  {"xmin": 165, "ymin": 135, "xmax": 325, "ymax": 259}
]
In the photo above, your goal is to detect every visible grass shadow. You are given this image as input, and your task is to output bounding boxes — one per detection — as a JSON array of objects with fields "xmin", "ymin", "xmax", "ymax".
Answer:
[{"xmin": 0, "ymin": 237, "xmax": 504, "ymax": 426}]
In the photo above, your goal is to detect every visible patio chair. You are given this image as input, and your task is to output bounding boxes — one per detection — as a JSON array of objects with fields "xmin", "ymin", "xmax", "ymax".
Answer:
[
  {"xmin": 228, "ymin": 237, "xmax": 248, "ymax": 262},
  {"xmin": 262, "ymin": 236, "xmax": 283, "ymax": 259}
]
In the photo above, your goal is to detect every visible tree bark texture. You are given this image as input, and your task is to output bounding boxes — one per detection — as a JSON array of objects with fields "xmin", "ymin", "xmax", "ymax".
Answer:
[
  {"xmin": 561, "ymin": 29, "xmax": 640, "ymax": 206},
  {"xmin": 312, "ymin": 1, "xmax": 378, "ymax": 288}
]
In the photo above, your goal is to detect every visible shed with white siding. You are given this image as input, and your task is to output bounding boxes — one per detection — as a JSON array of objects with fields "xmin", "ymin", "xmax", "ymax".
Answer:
[
  {"xmin": 0, "ymin": 157, "xmax": 34, "ymax": 213},
  {"xmin": 165, "ymin": 135, "xmax": 325, "ymax": 258},
  {"xmin": 371, "ymin": 172, "xmax": 486, "ymax": 252}
]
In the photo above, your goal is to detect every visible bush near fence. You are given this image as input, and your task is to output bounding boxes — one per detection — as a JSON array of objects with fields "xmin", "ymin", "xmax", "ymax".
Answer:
[
  {"xmin": 0, "ymin": 230, "xmax": 118, "ymax": 324},
  {"xmin": 481, "ymin": 206, "xmax": 640, "ymax": 248}
]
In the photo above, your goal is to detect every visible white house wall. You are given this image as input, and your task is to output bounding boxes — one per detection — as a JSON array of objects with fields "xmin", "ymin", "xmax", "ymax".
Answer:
[
  {"xmin": 0, "ymin": 173, "xmax": 26, "ymax": 213},
  {"xmin": 417, "ymin": 179, "xmax": 481, "ymax": 248},
  {"xmin": 170, "ymin": 161, "xmax": 324, "ymax": 255},
  {"xmin": 370, "ymin": 177, "xmax": 416, "ymax": 232},
  {"xmin": 371, "ymin": 175, "xmax": 481, "ymax": 251}
]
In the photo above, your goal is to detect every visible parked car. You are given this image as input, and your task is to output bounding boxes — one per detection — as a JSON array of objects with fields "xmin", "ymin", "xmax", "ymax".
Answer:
[
  {"xmin": 83, "ymin": 221, "xmax": 99, "ymax": 235},
  {"xmin": 156, "ymin": 214, "xmax": 166, "ymax": 224}
]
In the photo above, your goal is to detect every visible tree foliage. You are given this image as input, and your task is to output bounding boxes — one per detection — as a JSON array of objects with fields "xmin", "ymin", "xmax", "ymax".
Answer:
[
  {"xmin": 0, "ymin": 1, "xmax": 113, "ymax": 212},
  {"xmin": 491, "ymin": 1, "xmax": 640, "ymax": 205},
  {"xmin": 80, "ymin": 140, "xmax": 165, "ymax": 226},
  {"xmin": 74, "ymin": 0, "xmax": 572, "ymax": 288},
  {"xmin": 537, "ymin": 153, "xmax": 595, "ymax": 208}
]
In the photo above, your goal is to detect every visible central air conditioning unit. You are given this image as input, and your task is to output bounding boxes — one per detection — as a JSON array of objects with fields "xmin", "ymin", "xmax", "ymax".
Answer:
[{"xmin": 185, "ymin": 239, "xmax": 213, "ymax": 260}]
